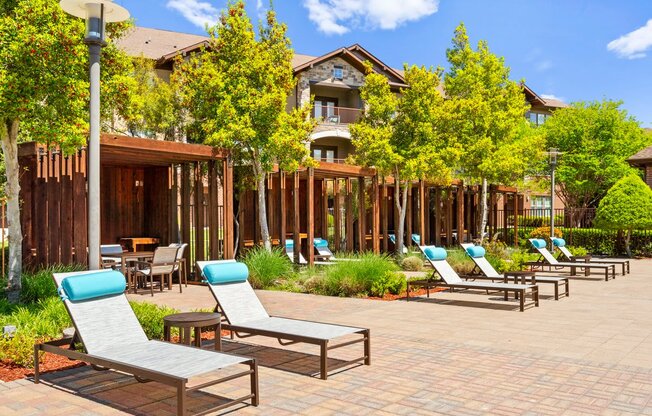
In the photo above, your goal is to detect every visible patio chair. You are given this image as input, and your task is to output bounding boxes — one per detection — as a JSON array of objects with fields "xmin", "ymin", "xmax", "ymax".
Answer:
[
  {"xmin": 169, "ymin": 243, "xmax": 189, "ymax": 292},
  {"xmin": 313, "ymin": 238, "xmax": 359, "ymax": 262},
  {"xmin": 528, "ymin": 239, "xmax": 617, "ymax": 281},
  {"xmin": 132, "ymin": 246, "xmax": 179, "ymax": 295},
  {"xmin": 388, "ymin": 234, "xmax": 408, "ymax": 254},
  {"xmin": 460, "ymin": 243, "xmax": 569, "ymax": 300},
  {"xmin": 551, "ymin": 237, "xmax": 629, "ymax": 275},
  {"xmin": 412, "ymin": 234, "xmax": 421, "ymax": 245},
  {"xmin": 35, "ymin": 269, "xmax": 259, "ymax": 416},
  {"xmin": 410, "ymin": 246, "xmax": 540, "ymax": 312},
  {"xmin": 285, "ymin": 239, "xmax": 334, "ymax": 266},
  {"xmin": 196, "ymin": 260, "xmax": 370, "ymax": 380},
  {"xmin": 100, "ymin": 244, "xmax": 124, "ymax": 269}
]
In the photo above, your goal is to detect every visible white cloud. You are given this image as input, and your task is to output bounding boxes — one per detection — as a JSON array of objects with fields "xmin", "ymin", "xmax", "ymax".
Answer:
[
  {"xmin": 607, "ymin": 19, "xmax": 652, "ymax": 59},
  {"xmin": 303, "ymin": 0, "xmax": 439, "ymax": 35},
  {"xmin": 535, "ymin": 60, "xmax": 552, "ymax": 72},
  {"xmin": 166, "ymin": 0, "xmax": 219, "ymax": 28},
  {"xmin": 541, "ymin": 94, "xmax": 565, "ymax": 102}
]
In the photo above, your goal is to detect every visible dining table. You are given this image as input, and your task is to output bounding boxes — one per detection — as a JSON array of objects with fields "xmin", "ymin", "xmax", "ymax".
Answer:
[{"xmin": 103, "ymin": 251, "xmax": 154, "ymax": 292}]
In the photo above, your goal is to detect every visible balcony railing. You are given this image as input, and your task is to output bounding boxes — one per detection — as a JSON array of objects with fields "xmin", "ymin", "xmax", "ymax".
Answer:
[{"xmin": 312, "ymin": 105, "xmax": 362, "ymax": 124}]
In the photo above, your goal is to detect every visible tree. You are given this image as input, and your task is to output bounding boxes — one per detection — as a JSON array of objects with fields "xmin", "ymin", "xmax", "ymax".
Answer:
[
  {"xmin": 0, "ymin": 0, "xmax": 133, "ymax": 299},
  {"xmin": 351, "ymin": 63, "xmax": 459, "ymax": 255},
  {"xmin": 175, "ymin": 1, "xmax": 314, "ymax": 251},
  {"xmin": 594, "ymin": 174, "xmax": 652, "ymax": 257},
  {"xmin": 543, "ymin": 100, "xmax": 652, "ymax": 226},
  {"xmin": 442, "ymin": 23, "xmax": 538, "ymax": 240}
]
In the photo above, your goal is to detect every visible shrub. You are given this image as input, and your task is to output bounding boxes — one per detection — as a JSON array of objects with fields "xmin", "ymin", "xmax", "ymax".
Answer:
[
  {"xmin": 529, "ymin": 226, "xmax": 562, "ymax": 246},
  {"xmin": 509, "ymin": 214, "xmax": 564, "ymax": 228},
  {"xmin": 445, "ymin": 249, "xmax": 475, "ymax": 275},
  {"xmin": 322, "ymin": 253, "xmax": 402, "ymax": 297},
  {"xmin": 241, "ymin": 246, "xmax": 293, "ymax": 289},
  {"xmin": 19, "ymin": 264, "xmax": 84, "ymax": 304},
  {"xmin": 568, "ymin": 246, "xmax": 588, "ymax": 256},
  {"xmin": 129, "ymin": 301, "xmax": 179, "ymax": 340},
  {"xmin": 400, "ymin": 256, "xmax": 423, "ymax": 271}
]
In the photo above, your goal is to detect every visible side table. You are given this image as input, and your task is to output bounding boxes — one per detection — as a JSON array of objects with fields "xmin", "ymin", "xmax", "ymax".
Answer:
[
  {"xmin": 163, "ymin": 312, "xmax": 222, "ymax": 351},
  {"xmin": 503, "ymin": 271, "xmax": 537, "ymax": 301}
]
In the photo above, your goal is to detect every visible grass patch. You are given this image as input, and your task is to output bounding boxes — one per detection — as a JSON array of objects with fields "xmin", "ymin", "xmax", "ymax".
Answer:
[
  {"xmin": 322, "ymin": 252, "xmax": 405, "ymax": 297},
  {"xmin": 241, "ymin": 246, "xmax": 294, "ymax": 289}
]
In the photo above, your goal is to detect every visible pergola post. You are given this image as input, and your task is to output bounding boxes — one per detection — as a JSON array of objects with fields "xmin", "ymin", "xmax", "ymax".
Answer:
[
  {"xmin": 457, "ymin": 182, "xmax": 465, "ymax": 244},
  {"xmin": 321, "ymin": 179, "xmax": 328, "ymax": 242},
  {"xmin": 372, "ymin": 175, "xmax": 380, "ymax": 254},
  {"xmin": 434, "ymin": 187, "xmax": 441, "ymax": 246},
  {"xmin": 381, "ymin": 178, "xmax": 389, "ymax": 253},
  {"xmin": 333, "ymin": 179, "xmax": 341, "ymax": 251},
  {"xmin": 406, "ymin": 184, "xmax": 413, "ymax": 247},
  {"xmin": 223, "ymin": 157, "xmax": 234, "ymax": 259},
  {"xmin": 181, "ymin": 164, "xmax": 191, "ymax": 249},
  {"xmin": 465, "ymin": 188, "xmax": 471, "ymax": 243},
  {"xmin": 514, "ymin": 191, "xmax": 519, "ymax": 247},
  {"xmin": 424, "ymin": 186, "xmax": 431, "ymax": 245},
  {"xmin": 267, "ymin": 174, "xmax": 275, "ymax": 246},
  {"xmin": 194, "ymin": 162, "xmax": 205, "ymax": 262},
  {"xmin": 169, "ymin": 164, "xmax": 179, "ymax": 244},
  {"xmin": 208, "ymin": 161, "xmax": 219, "ymax": 259},
  {"xmin": 293, "ymin": 171, "xmax": 300, "ymax": 265},
  {"xmin": 307, "ymin": 168, "xmax": 315, "ymax": 266},
  {"xmin": 419, "ymin": 180, "xmax": 426, "ymax": 247},
  {"xmin": 446, "ymin": 188, "xmax": 453, "ymax": 246},
  {"xmin": 345, "ymin": 178, "xmax": 354, "ymax": 252},
  {"xmin": 358, "ymin": 177, "xmax": 366, "ymax": 252},
  {"xmin": 278, "ymin": 171, "xmax": 286, "ymax": 250}
]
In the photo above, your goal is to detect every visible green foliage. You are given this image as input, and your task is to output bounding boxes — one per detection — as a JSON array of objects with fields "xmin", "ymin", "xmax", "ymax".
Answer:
[
  {"xmin": 445, "ymin": 249, "xmax": 475, "ymax": 275},
  {"xmin": 510, "ymin": 214, "xmax": 564, "ymax": 228},
  {"xmin": 568, "ymin": 246, "xmax": 588, "ymax": 256},
  {"xmin": 241, "ymin": 246, "xmax": 294, "ymax": 289},
  {"xmin": 20, "ymin": 264, "xmax": 83, "ymax": 304},
  {"xmin": 129, "ymin": 301, "xmax": 179, "ymax": 340},
  {"xmin": 595, "ymin": 175, "xmax": 652, "ymax": 232},
  {"xmin": 400, "ymin": 256, "xmax": 423, "ymax": 271},
  {"xmin": 542, "ymin": 100, "xmax": 652, "ymax": 213},
  {"xmin": 322, "ymin": 253, "xmax": 403, "ymax": 297}
]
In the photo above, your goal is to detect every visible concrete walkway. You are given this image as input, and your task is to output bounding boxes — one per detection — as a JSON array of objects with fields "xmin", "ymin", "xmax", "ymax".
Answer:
[{"xmin": 1, "ymin": 259, "xmax": 651, "ymax": 415}]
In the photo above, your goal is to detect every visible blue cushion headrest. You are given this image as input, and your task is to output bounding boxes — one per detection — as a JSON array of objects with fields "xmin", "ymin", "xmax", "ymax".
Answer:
[
  {"xmin": 465, "ymin": 245, "xmax": 486, "ymax": 258},
  {"xmin": 203, "ymin": 262, "xmax": 249, "ymax": 285},
  {"xmin": 285, "ymin": 239, "xmax": 294, "ymax": 249},
  {"xmin": 552, "ymin": 238, "xmax": 566, "ymax": 247},
  {"xmin": 424, "ymin": 247, "xmax": 447, "ymax": 261},
  {"xmin": 313, "ymin": 238, "xmax": 328, "ymax": 248},
  {"xmin": 60, "ymin": 271, "xmax": 126, "ymax": 302},
  {"xmin": 531, "ymin": 239, "xmax": 547, "ymax": 249},
  {"xmin": 412, "ymin": 234, "xmax": 420, "ymax": 243}
]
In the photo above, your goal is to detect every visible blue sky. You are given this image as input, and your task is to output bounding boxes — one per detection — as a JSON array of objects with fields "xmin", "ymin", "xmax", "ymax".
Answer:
[{"xmin": 117, "ymin": 0, "xmax": 652, "ymax": 127}]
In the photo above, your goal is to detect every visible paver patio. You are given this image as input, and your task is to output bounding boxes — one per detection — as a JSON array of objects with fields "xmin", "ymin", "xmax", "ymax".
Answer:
[{"xmin": 1, "ymin": 259, "xmax": 651, "ymax": 415}]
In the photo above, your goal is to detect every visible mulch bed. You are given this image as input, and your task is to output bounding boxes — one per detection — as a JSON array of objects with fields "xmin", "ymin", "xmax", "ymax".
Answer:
[{"xmin": 0, "ymin": 345, "xmax": 85, "ymax": 383}]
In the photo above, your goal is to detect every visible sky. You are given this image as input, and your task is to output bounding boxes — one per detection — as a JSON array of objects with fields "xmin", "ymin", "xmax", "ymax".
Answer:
[{"xmin": 116, "ymin": 0, "xmax": 652, "ymax": 127}]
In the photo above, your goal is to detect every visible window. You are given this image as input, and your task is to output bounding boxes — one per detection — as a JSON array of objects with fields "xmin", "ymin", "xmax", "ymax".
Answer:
[
  {"xmin": 527, "ymin": 111, "xmax": 549, "ymax": 126},
  {"xmin": 531, "ymin": 196, "xmax": 551, "ymax": 210},
  {"xmin": 312, "ymin": 146, "xmax": 337, "ymax": 162},
  {"xmin": 333, "ymin": 65, "xmax": 344, "ymax": 80}
]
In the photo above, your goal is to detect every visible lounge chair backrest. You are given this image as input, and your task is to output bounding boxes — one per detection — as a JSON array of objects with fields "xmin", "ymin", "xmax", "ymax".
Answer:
[
  {"xmin": 420, "ymin": 245, "xmax": 463, "ymax": 284},
  {"xmin": 285, "ymin": 239, "xmax": 307, "ymax": 264},
  {"xmin": 412, "ymin": 234, "xmax": 421, "ymax": 245},
  {"xmin": 313, "ymin": 238, "xmax": 334, "ymax": 259},
  {"xmin": 552, "ymin": 238, "xmax": 574, "ymax": 259},
  {"xmin": 197, "ymin": 260, "xmax": 270, "ymax": 325},
  {"xmin": 53, "ymin": 270, "xmax": 148, "ymax": 353},
  {"xmin": 461, "ymin": 243, "xmax": 501, "ymax": 278},
  {"xmin": 100, "ymin": 244, "xmax": 123, "ymax": 256},
  {"xmin": 529, "ymin": 238, "xmax": 559, "ymax": 264},
  {"xmin": 150, "ymin": 246, "xmax": 179, "ymax": 274}
]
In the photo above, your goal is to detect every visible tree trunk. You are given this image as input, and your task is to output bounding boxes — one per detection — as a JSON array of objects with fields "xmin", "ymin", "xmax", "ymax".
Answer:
[
  {"xmin": 478, "ymin": 177, "xmax": 488, "ymax": 241},
  {"xmin": 1, "ymin": 119, "xmax": 22, "ymax": 302},
  {"xmin": 625, "ymin": 229, "xmax": 632, "ymax": 258},
  {"xmin": 396, "ymin": 180, "xmax": 409, "ymax": 257},
  {"xmin": 254, "ymin": 161, "xmax": 271, "ymax": 251}
]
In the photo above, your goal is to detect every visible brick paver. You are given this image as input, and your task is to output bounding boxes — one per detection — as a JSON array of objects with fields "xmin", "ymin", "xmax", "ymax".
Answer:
[{"xmin": 1, "ymin": 259, "xmax": 651, "ymax": 415}]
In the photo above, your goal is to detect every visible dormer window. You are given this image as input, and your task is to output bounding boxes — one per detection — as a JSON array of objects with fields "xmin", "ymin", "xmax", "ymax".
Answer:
[{"xmin": 333, "ymin": 65, "xmax": 344, "ymax": 80}]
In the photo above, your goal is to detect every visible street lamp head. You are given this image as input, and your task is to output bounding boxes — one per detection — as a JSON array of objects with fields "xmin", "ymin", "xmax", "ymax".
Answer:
[
  {"xmin": 548, "ymin": 147, "xmax": 560, "ymax": 167},
  {"xmin": 59, "ymin": 0, "xmax": 129, "ymax": 44}
]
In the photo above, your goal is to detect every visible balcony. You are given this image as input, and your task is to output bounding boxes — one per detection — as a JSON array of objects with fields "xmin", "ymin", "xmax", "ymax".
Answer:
[{"xmin": 312, "ymin": 105, "xmax": 362, "ymax": 124}]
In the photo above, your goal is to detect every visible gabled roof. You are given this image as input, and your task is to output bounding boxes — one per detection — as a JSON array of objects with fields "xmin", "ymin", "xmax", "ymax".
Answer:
[
  {"xmin": 292, "ymin": 44, "xmax": 408, "ymax": 88},
  {"xmin": 114, "ymin": 27, "xmax": 208, "ymax": 60},
  {"xmin": 628, "ymin": 145, "xmax": 652, "ymax": 166}
]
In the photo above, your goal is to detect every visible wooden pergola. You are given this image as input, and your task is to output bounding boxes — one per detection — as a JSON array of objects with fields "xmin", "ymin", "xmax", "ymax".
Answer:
[{"xmin": 18, "ymin": 134, "xmax": 234, "ymax": 271}]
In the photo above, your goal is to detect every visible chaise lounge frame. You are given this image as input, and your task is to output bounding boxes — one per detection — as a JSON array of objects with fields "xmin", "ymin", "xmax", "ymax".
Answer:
[
  {"xmin": 552, "ymin": 239, "xmax": 629, "ymax": 275},
  {"xmin": 198, "ymin": 260, "xmax": 370, "ymax": 380},
  {"xmin": 410, "ymin": 246, "xmax": 540, "ymax": 312},
  {"xmin": 527, "ymin": 238, "xmax": 617, "ymax": 281},
  {"xmin": 34, "ymin": 270, "xmax": 259, "ymax": 416}
]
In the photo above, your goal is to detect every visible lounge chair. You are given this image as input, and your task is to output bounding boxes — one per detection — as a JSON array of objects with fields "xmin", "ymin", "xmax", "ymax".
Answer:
[
  {"xmin": 35, "ymin": 270, "xmax": 259, "ymax": 416},
  {"xmin": 313, "ymin": 238, "xmax": 359, "ymax": 261},
  {"xmin": 528, "ymin": 239, "xmax": 617, "ymax": 281},
  {"xmin": 409, "ymin": 246, "xmax": 539, "ymax": 312},
  {"xmin": 388, "ymin": 234, "xmax": 408, "ymax": 254},
  {"xmin": 551, "ymin": 237, "xmax": 629, "ymax": 275},
  {"xmin": 412, "ymin": 234, "xmax": 421, "ymax": 245},
  {"xmin": 460, "ymin": 243, "xmax": 569, "ymax": 300},
  {"xmin": 197, "ymin": 260, "xmax": 370, "ymax": 380},
  {"xmin": 285, "ymin": 239, "xmax": 333, "ymax": 265}
]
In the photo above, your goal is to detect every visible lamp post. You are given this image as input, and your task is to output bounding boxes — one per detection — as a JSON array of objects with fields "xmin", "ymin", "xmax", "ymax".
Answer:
[
  {"xmin": 548, "ymin": 148, "xmax": 560, "ymax": 243},
  {"xmin": 59, "ymin": 0, "xmax": 129, "ymax": 270}
]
